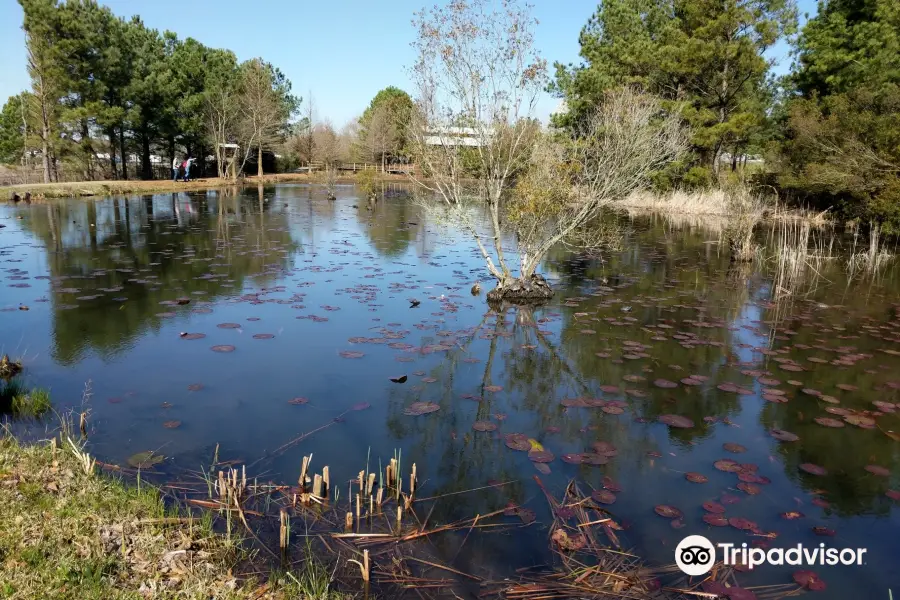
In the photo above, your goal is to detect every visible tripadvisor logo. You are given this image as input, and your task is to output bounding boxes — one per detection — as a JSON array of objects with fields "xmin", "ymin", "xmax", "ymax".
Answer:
[{"xmin": 675, "ymin": 535, "xmax": 867, "ymax": 576}]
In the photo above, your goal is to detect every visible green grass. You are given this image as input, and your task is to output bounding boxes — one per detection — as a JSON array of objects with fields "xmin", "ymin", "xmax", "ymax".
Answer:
[
  {"xmin": 0, "ymin": 380, "xmax": 25, "ymax": 415},
  {"xmin": 11, "ymin": 387, "xmax": 51, "ymax": 418},
  {"xmin": 0, "ymin": 435, "xmax": 353, "ymax": 599}
]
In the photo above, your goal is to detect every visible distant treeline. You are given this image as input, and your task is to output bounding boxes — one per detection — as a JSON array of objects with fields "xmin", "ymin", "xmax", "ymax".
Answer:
[
  {"xmin": 0, "ymin": 0, "xmax": 299, "ymax": 182},
  {"xmin": 551, "ymin": 0, "xmax": 900, "ymax": 230}
]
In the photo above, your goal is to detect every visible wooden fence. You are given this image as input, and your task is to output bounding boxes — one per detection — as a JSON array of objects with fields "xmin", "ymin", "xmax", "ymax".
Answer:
[{"xmin": 298, "ymin": 162, "xmax": 416, "ymax": 176}]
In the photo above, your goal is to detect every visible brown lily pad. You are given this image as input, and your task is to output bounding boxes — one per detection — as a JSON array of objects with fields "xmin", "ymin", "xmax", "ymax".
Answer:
[
  {"xmin": 659, "ymin": 414, "xmax": 694, "ymax": 428},
  {"xmin": 505, "ymin": 433, "xmax": 531, "ymax": 451},
  {"xmin": 728, "ymin": 517, "xmax": 757, "ymax": 530},
  {"xmin": 404, "ymin": 402, "xmax": 440, "ymax": 416},
  {"xmin": 528, "ymin": 450, "xmax": 555, "ymax": 463},
  {"xmin": 864, "ymin": 465, "xmax": 890, "ymax": 476},
  {"xmin": 702, "ymin": 513, "xmax": 728, "ymax": 526},
  {"xmin": 654, "ymin": 504, "xmax": 683, "ymax": 519},
  {"xmin": 472, "ymin": 420, "xmax": 497, "ymax": 432},
  {"xmin": 714, "ymin": 459, "xmax": 742, "ymax": 473},
  {"xmin": 591, "ymin": 489, "xmax": 617, "ymax": 504},
  {"xmin": 770, "ymin": 428, "xmax": 799, "ymax": 442}
]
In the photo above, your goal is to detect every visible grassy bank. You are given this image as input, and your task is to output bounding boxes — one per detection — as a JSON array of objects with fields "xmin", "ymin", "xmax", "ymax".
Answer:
[
  {"xmin": 1, "ymin": 172, "xmax": 411, "ymax": 200},
  {"xmin": 0, "ymin": 435, "xmax": 345, "ymax": 599}
]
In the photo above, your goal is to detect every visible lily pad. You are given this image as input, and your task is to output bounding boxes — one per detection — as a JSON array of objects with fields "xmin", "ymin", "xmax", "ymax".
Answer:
[
  {"xmin": 472, "ymin": 420, "xmax": 497, "ymax": 432},
  {"xmin": 702, "ymin": 513, "xmax": 729, "ymax": 526},
  {"xmin": 728, "ymin": 517, "xmax": 757, "ymax": 531},
  {"xmin": 685, "ymin": 472, "xmax": 708, "ymax": 483},
  {"xmin": 528, "ymin": 449, "xmax": 555, "ymax": 463},
  {"xmin": 404, "ymin": 401, "xmax": 440, "ymax": 416},
  {"xmin": 659, "ymin": 414, "xmax": 694, "ymax": 428},
  {"xmin": 799, "ymin": 463, "xmax": 827, "ymax": 476},
  {"xmin": 864, "ymin": 465, "xmax": 890, "ymax": 476},
  {"xmin": 714, "ymin": 459, "xmax": 742, "ymax": 473},
  {"xmin": 654, "ymin": 504, "xmax": 683, "ymax": 519},
  {"xmin": 653, "ymin": 378, "xmax": 678, "ymax": 389},
  {"xmin": 127, "ymin": 451, "xmax": 164, "ymax": 469},
  {"xmin": 793, "ymin": 570, "xmax": 826, "ymax": 591},
  {"xmin": 591, "ymin": 489, "xmax": 617, "ymax": 504},
  {"xmin": 770, "ymin": 428, "xmax": 799, "ymax": 442},
  {"xmin": 505, "ymin": 433, "xmax": 531, "ymax": 451}
]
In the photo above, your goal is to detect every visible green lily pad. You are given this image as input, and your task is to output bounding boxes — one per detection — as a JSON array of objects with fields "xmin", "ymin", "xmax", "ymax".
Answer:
[{"xmin": 127, "ymin": 451, "xmax": 164, "ymax": 469}]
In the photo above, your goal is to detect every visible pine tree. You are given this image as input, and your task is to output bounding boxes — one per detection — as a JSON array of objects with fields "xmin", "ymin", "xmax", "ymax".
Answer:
[
  {"xmin": 777, "ymin": 0, "xmax": 900, "ymax": 227},
  {"xmin": 553, "ymin": 0, "xmax": 796, "ymax": 185}
]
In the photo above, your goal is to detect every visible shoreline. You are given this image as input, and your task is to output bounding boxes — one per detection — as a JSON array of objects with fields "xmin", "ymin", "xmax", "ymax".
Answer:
[
  {"xmin": 1, "ymin": 172, "xmax": 413, "ymax": 200},
  {"xmin": 0, "ymin": 434, "xmax": 342, "ymax": 599}
]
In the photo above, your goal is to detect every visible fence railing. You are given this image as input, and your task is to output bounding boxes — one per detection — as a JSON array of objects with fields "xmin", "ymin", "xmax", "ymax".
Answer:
[{"xmin": 298, "ymin": 162, "xmax": 416, "ymax": 175}]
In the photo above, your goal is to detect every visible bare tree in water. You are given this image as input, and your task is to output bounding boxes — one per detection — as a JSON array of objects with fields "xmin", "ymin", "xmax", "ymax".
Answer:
[
  {"xmin": 312, "ymin": 120, "xmax": 341, "ymax": 198},
  {"xmin": 409, "ymin": 0, "xmax": 686, "ymax": 302},
  {"xmin": 509, "ymin": 88, "xmax": 687, "ymax": 287},
  {"xmin": 408, "ymin": 0, "xmax": 548, "ymax": 301}
]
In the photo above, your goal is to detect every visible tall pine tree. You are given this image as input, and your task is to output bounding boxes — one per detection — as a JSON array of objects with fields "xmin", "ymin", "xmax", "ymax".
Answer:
[
  {"xmin": 553, "ymin": 0, "xmax": 796, "ymax": 186},
  {"xmin": 776, "ymin": 0, "xmax": 900, "ymax": 227}
]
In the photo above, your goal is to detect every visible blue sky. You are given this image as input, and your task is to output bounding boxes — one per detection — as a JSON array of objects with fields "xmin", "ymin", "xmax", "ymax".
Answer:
[{"xmin": 0, "ymin": 0, "xmax": 818, "ymax": 125}]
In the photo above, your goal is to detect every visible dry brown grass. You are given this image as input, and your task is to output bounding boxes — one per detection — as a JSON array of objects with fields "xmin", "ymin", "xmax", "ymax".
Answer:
[{"xmin": 619, "ymin": 188, "xmax": 830, "ymax": 225}]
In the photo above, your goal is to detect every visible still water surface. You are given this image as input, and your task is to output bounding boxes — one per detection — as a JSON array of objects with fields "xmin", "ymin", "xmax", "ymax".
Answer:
[{"xmin": 1, "ymin": 184, "xmax": 899, "ymax": 597}]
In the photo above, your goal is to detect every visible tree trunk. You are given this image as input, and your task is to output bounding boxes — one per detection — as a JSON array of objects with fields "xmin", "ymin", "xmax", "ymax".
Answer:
[
  {"xmin": 40, "ymin": 123, "xmax": 51, "ymax": 184},
  {"xmin": 81, "ymin": 120, "xmax": 94, "ymax": 180},
  {"xmin": 107, "ymin": 127, "xmax": 119, "ymax": 180},
  {"xmin": 119, "ymin": 125, "xmax": 128, "ymax": 180},
  {"xmin": 49, "ymin": 152, "xmax": 58, "ymax": 182},
  {"xmin": 257, "ymin": 145, "xmax": 263, "ymax": 177},
  {"xmin": 140, "ymin": 125, "xmax": 152, "ymax": 180},
  {"xmin": 167, "ymin": 136, "xmax": 175, "ymax": 176}
]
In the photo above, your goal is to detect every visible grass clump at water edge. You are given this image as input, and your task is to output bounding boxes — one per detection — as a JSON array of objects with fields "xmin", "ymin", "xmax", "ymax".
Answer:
[
  {"xmin": 0, "ymin": 435, "xmax": 348, "ymax": 599},
  {"xmin": 10, "ymin": 387, "xmax": 51, "ymax": 418}
]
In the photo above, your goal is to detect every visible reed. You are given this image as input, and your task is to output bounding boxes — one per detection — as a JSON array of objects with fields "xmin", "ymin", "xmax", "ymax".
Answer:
[{"xmin": 848, "ymin": 222, "xmax": 894, "ymax": 277}]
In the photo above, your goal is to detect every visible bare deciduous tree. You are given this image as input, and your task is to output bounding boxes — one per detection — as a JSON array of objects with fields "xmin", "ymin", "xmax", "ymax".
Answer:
[
  {"xmin": 362, "ymin": 104, "xmax": 398, "ymax": 173},
  {"xmin": 407, "ymin": 0, "xmax": 548, "ymax": 300},
  {"xmin": 511, "ymin": 88, "xmax": 687, "ymax": 284},
  {"xmin": 238, "ymin": 59, "xmax": 297, "ymax": 177},
  {"xmin": 205, "ymin": 82, "xmax": 240, "ymax": 179},
  {"xmin": 312, "ymin": 120, "xmax": 340, "ymax": 197}
]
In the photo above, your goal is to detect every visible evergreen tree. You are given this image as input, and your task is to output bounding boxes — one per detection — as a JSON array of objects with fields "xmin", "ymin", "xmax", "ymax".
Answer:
[
  {"xmin": 777, "ymin": 0, "xmax": 900, "ymax": 227},
  {"xmin": 0, "ymin": 94, "xmax": 29, "ymax": 165},
  {"xmin": 553, "ymin": 0, "xmax": 796, "ymax": 186}
]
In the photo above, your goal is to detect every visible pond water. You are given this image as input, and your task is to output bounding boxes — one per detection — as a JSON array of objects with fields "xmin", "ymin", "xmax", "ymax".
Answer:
[{"xmin": 1, "ymin": 184, "xmax": 899, "ymax": 597}]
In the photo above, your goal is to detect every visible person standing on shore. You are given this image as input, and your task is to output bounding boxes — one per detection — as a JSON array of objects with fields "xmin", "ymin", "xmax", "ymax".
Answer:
[
  {"xmin": 172, "ymin": 156, "xmax": 180, "ymax": 181},
  {"xmin": 183, "ymin": 157, "xmax": 194, "ymax": 182}
]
